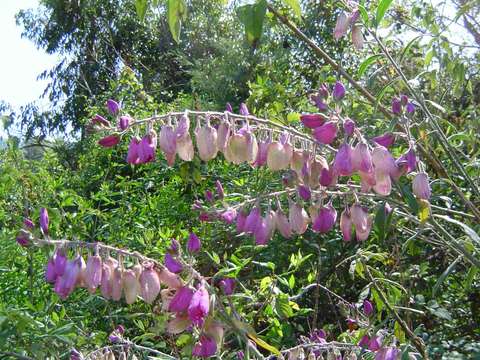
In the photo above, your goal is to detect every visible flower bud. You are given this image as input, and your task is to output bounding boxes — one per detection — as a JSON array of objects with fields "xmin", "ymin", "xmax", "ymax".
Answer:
[
  {"xmin": 165, "ymin": 253, "xmax": 183, "ymax": 274},
  {"xmin": 175, "ymin": 114, "xmax": 190, "ymax": 139},
  {"xmin": 406, "ymin": 102, "xmax": 415, "ymax": 113},
  {"xmin": 98, "ymin": 135, "xmax": 120, "ymax": 148},
  {"xmin": 192, "ymin": 335, "xmax": 217, "ymax": 358},
  {"xmin": 138, "ymin": 131, "xmax": 157, "ymax": 163},
  {"xmin": 92, "ymin": 114, "xmax": 111, "ymax": 127},
  {"xmin": 123, "ymin": 269, "xmax": 140, "ymax": 304},
  {"xmin": 85, "ymin": 255, "xmax": 102, "ymax": 294},
  {"xmin": 300, "ymin": 114, "xmax": 326, "ymax": 129},
  {"xmin": 169, "ymin": 286, "xmax": 194, "ymax": 313},
  {"xmin": 391, "ymin": 97, "xmax": 402, "ymax": 114},
  {"xmin": 118, "ymin": 115, "xmax": 131, "ymax": 130},
  {"xmin": 340, "ymin": 208, "xmax": 353, "ymax": 242},
  {"xmin": 313, "ymin": 121, "xmax": 338, "ymax": 145},
  {"xmin": 253, "ymin": 139, "xmax": 270, "ymax": 167},
  {"xmin": 319, "ymin": 167, "xmax": 335, "ymax": 187},
  {"xmin": 126, "ymin": 136, "xmax": 141, "ymax": 164},
  {"xmin": 288, "ymin": 200, "xmax": 309, "ymax": 235},
  {"xmin": 196, "ymin": 121, "xmax": 218, "ymax": 161},
  {"xmin": 239, "ymin": 103, "xmax": 249, "ymax": 116},
  {"xmin": 111, "ymin": 266, "xmax": 123, "ymax": 301},
  {"xmin": 225, "ymin": 103, "xmax": 233, "ymax": 113},
  {"xmin": 40, "ymin": 207, "xmax": 49, "ymax": 236},
  {"xmin": 106, "ymin": 99, "xmax": 120, "ymax": 115},
  {"xmin": 219, "ymin": 278, "xmax": 235, "ymax": 295},
  {"xmin": 363, "ymin": 299, "xmax": 374, "ymax": 316},
  {"xmin": 343, "ymin": 118, "xmax": 355, "ymax": 136},
  {"xmin": 23, "ymin": 218, "xmax": 34, "ymax": 229},
  {"xmin": 215, "ymin": 180, "xmax": 224, "ymax": 200},
  {"xmin": 45, "ymin": 257, "xmax": 57, "ymax": 283},
  {"xmin": 188, "ymin": 285, "xmax": 210, "ymax": 326},
  {"xmin": 267, "ymin": 138, "xmax": 293, "ymax": 171},
  {"xmin": 332, "ymin": 81, "xmax": 346, "ymax": 100},
  {"xmin": 217, "ymin": 121, "xmax": 231, "ymax": 153},
  {"xmin": 372, "ymin": 132, "xmax": 395, "ymax": 148},
  {"xmin": 16, "ymin": 229, "xmax": 31, "ymax": 247},
  {"xmin": 275, "ymin": 208, "xmax": 292, "ymax": 238},
  {"xmin": 334, "ymin": 12, "xmax": 350, "ymax": 40},
  {"xmin": 159, "ymin": 124, "xmax": 177, "ymax": 166},
  {"xmin": 333, "ymin": 143, "xmax": 353, "ymax": 176},
  {"xmin": 187, "ymin": 232, "xmax": 201, "ymax": 253},
  {"xmin": 351, "ymin": 25, "xmax": 364, "ymax": 50},
  {"xmin": 297, "ymin": 184, "xmax": 311, "ymax": 201},
  {"xmin": 312, "ymin": 204, "xmax": 337, "ymax": 233},
  {"xmin": 412, "ymin": 172, "xmax": 431, "ymax": 199},
  {"xmin": 245, "ymin": 206, "xmax": 261, "ymax": 234},
  {"xmin": 140, "ymin": 262, "xmax": 161, "ymax": 304}
]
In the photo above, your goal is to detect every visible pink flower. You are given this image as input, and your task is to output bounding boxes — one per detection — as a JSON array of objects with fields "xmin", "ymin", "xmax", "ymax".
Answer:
[
  {"xmin": 363, "ymin": 299, "xmax": 374, "ymax": 316},
  {"xmin": 192, "ymin": 335, "xmax": 217, "ymax": 358},
  {"xmin": 165, "ymin": 253, "xmax": 183, "ymax": 274},
  {"xmin": 412, "ymin": 172, "xmax": 431, "ymax": 199},
  {"xmin": 219, "ymin": 278, "xmax": 235, "ymax": 295},
  {"xmin": 187, "ymin": 232, "xmax": 201, "ymax": 253},
  {"xmin": 138, "ymin": 131, "xmax": 157, "ymax": 163},
  {"xmin": 188, "ymin": 286, "xmax": 210, "ymax": 326},
  {"xmin": 372, "ymin": 133, "xmax": 395, "ymax": 148},
  {"xmin": 313, "ymin": 121, "xmax": 338, "ymax": 144},
  {"xmin": 106, "ymin": 99, "xmax": 120, "ymax": 115},
  {"xmin": 312, "ymin": 204, "xmax": 337, "ymax": 233},
  {"xmin": 168, "ymin": 286, "xmax": 194, "ymax": 313},
  {"xmin": 333, "ymin": 143, "xmax": 353, "ymax": 176},
  {"xmin": 300, "ymin": 114, "xmax": 326, "ymax": 128},
  {"xmin": 98, "ymin": 135, "xmax": 120, "ymax": 148},
  {"xmin": 39, "ymin": 207, "xmax": 49, "ymax": 235},
  {"xmin": 126, "ymin": 136, "xmax": 141, "ymax": 164},
  {"xmin": 340, "ymin": 207, "xmax": 353, "ymax": 242}
]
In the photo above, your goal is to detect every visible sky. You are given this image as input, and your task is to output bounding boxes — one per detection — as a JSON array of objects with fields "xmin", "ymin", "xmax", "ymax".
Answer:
[{"xmin": 0, "ymin": 0, "xmax": 58, "ymax": 110}]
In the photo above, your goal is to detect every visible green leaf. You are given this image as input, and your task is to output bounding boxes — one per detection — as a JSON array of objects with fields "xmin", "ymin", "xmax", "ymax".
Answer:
[
  {"xmin": 424, "ymin": 49, "xmax": 435, "ymax": 66},
  {"xmin": 400, "ymin": 183, "xmax": 419, "ymax": 215},
  {"xmin": 374, "ymin": 202, "xmax": 387, "ymax": 241},
  {"xmin": 135, "ymin": 0, "xmax": 148, "ymax": 21},
  {"xmin": 435, "ymin": 214, "xmax": 480, "ymax": 248},
  {"xmin": 282, "ymin": 0, "xmax": 301, "ymax": 18},
  {"xmin": 237, "ymin": 0, "xmax": 267, "ymax": 45},
  {"xmin": 399, "ymin": 35, "xmax": 422, "ymax": 64},
  {"xmin": 375, "ymin": 0, "xmax": 394, "ymax": 27},
  {"xmin": 432, "ymin": 256, "xmax": 462, "ymax": 296},
  {"xmin": 167, "ymin": 0, "xmax": 187, "ymax": 43},
  {"xmin": 358, "ymin": 54, "xmax": 384, "ymax": 77},
  {"xmin": 275, "ymin": 294, "xmax": 294, "ymax": 318}
]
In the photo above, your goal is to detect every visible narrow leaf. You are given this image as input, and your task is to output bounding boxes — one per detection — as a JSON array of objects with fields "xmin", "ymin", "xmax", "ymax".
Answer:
[
  {"xmin": 375, "ymin": 0, "xmax": 394, "ymax": 27},
  {"xmin": 358, "ymin": 54, "xmax": 384, "ymax": 77},
  {"xmin": 135, "ymin": 0, "xmax": 148, "ymax": 21},
  {"xmin": 435, "ymin": 214, "xmax": 480, "ymax": 247},
  {"xmin": 168, "ymin": 0, "xmax": 187, "ymax": 43},
  {"xmin": 247, "ymin": 333, "xmax": 281, "ymax": 355},
  {"xmin": 237, "ymin": 0, "xmax": 267, "ymax": 45},
  {"xmin": 432, "ymin": 256, "xmax": 462, "ymax": 296},
  {"xmin": 282, "ymin": 0, "xmax": 301, "ymax": 18}
]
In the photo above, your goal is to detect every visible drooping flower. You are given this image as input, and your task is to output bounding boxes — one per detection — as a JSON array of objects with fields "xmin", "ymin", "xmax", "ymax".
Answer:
[
  {"xmin": 333, "ymin": 143, "xmax": 353, "ymax": 176},
  {"xmin": 196, "ymin": 120, "xmax": 218, "ymax": 161},
  {"xmin": 254, "ymin": 211, "xmax": 275, "ymax": 245},
  {"xmin": 111, "ymin": 266, "xmax": 123, "ymax": 301},
  {"xmin": 398, "ymin": 146, "xmax": 417, "ymax": 173},
  {"xmin": 54, "ymin": 248, "xmax": 67, "ymax": 276},
  {"xmin": 158, "ymin": 268, "xmax": 183, "ymax": 289},
  {"xmin": 358, "ymin": 335, "xmax": 370, "ymax": 347},
  {"xmin": 267, "ymin": 133, "xmax": 293, "ymax": 171},
  {"xmin": 363, "ymin": 299, "xmax": 374, "ymax": 316},
  {"xmin": 297, "ymin": 184, "xmax": 312, "ymax": 201},
  {"xmin": 412, "ymin": 172, "xmax": 431, "ymax": 200},
  {"xmin": 106, "ymin": 99, "xmax": 120, "ymax": 115},
  {"xmin": 351, "ymin": 203, "xmax": 373, "ymax": 241},
  {"xmin": 300, "ymin": 114, "xmax": 326, "ymax": 129},
  {"xmin": 126, "ymin": 136, "xmax": 141, "ymax": 164},
  {"xmin": 140, "ymin": 262, "xmax": 161, "ymax": 304},
  {"xmin": 332, "ymin": 81, "xmax": 346, "ymax": 100},
  {"xmin": 45, "ymin": 257, "xmax": 57, "ymax": 283},
  {"xmin": 340, "ymin": 207, "xmax": 353, "ymax": 242},
  {"xmin": 215, "ymin": 180, "xmax": 224, "ymax": 199},
  {"xmin": 239, "ymin": 103, "xmax": 249, "ymax": 116},
  {"xmin": 159, "ymin": 123, "xmax": 177, "ymax": 166},
  {"xmin": 169, "ymin": 286, "xmax": 194, "ymax": 313},
  {"xmin": 100, "ymin": 257, "xmax": 117, "ymax": 299},
  {"xmin": 188, "ymin": 285, "xmax": 210, "ymax": 326},
  {"xmin": 288, "ymin": 200, "xmax": 309, "ymax": 235},
  {"xmin": 176, "ymin": 115, "xmax": 194, "ymax": 161},
  {"xmin": 319, "ymin": 167, "xmax": 335, "ymax": 187},
  {"xmin": 274, "ymin": 208, "xmax": 292, "ymax": 238},
  {"xmin": 343, "ymin": 118, "xmax": 355, "ymax": 136},
  {"xmin": 219, "ymin": 278, "xmax": 235, "ymax": 295},
  {"xmin": 372, "ymin": 132, "xmax": 395, "ymax": 148},
  {"xmin": 253, "ymin": 138, "xmax": 270, "ymax": 167},
  {"xmin": 217, "ymin": 121, "xmax": 231, "ymax": 153},
  {"xmin": 221, "ymin": 208, "xmax": 237, "ymax": 224},
  {"xmin": 351, "ymin": 25, "xmax": 364, "ymax": 50},
  {"xmin": 372, "ymin": 146, "xmax": 397, "ymax": 175},
  {"xmin": 236, "ymin": 208, "xmax": 248, "ymax": 233},
  {"xmin": 226, "ymin": 130, "xmax": 250, "ymax": 164},
  {"xmin": 192, "ymin": 335, "xmax": 217, "ymax": 358},
  {"xmin": 123, "ymin": 269, "xmax": 140, "ymax": 304},
  {"xmin": 245, "ymin": 206, "xmax": 261, "ymax": 234},
  {"xmin": 187, "ymin": 232, "xmax": 201, "ymax": 253},
  {"xmin": 225, "ymin": 103, "xmax": 233, "ymax": 113},
  {"xmin": 391, "ymin": 97, "xmax": 402, "ymax": 114},
  {"xmin": 40, "ymin": 207, "xmax": 49, "ymax": 236},
  {"xmin": 369, "ymin": 336, "xmax": 382, "ymax": 351},
  {"xmin": 352, "ymin": 142, "xmax": 373, "ymax": 173},
  {"xmin": 165, "ymin": 253, "xmax": 183, "ymax": 274},
  {"xmin": 98, "ymin": 135, "xmax": 120, "ymax": 148},
  {"xmin": 334, "ymin": 12, "xmax": 350, "ymax": 40},
  {"xmin": 375, "ymin": 347, "xmax": 400, "ymax": 360},
  {"xmin": 23, "ymin": 218, "xmax": 34, "ymax": 229},
  {"xmin": 91, "ymin": 114, "xmax": 111, "ymax": 127},
  {"xmin": 312, "ymin": 204, "xmax": 337, "ymax": 233},
  {"xmin": 85, "ymin": 254, "xmax": 102, "ymax": 294},
  {"xmin": 313, "ymin": 121, "xmax": 338, "ymax": 145},
  {"xmin": 118, "ymin": 115, "xmax": 131, "ymax": 130},
  {"xmin": 406, "ymin": 102, "xmax": 415, "ymax": 113},
  {"xmin": 138, "ymin": 131, "xmax": 157, "ymax": 163}
]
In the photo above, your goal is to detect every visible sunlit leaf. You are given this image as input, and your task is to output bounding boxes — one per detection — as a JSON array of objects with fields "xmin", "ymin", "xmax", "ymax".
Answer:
[
  {"xmin": 282, "ymin": 0, "xmax": 301, "ymax": 18},
  {"xmin": 237, "ymin": 0, "xmax": 267, "ymax": 45},
  {"xmin": 135, "ymin": 0, "xmax": 148, "ymax": 21},
  {"xmin": 375, "ymin": 0, "xmax": 394, "ymax": 27},
  {"xmin": 168, "ymin": 0, "xmax": 187, "ymax": 43}
]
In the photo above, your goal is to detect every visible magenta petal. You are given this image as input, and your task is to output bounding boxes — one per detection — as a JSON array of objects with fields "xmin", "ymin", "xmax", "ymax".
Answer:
[
  {"xmin": 333, "ymin": 143, "xmax": 353, "ymax": 176},
  {"xmin": 188, "ymin": 286, "xmax": 210, "ymax": 326},
  {"xmin": 192, "ymin": 335, "xmax": 217, "ymax": 358},
  {"xmin": 313, "ymin": 121, "xmax": 338, "ymax": 145},
  {"xmin": 169, "ymin": 286, "xmax": 194, "ymax": 313},
  {"xmin": 300, "ymin": 114, "xmax": 326, "ymax": 129},
  {"xmin": 165, "ymin": 253, "xmax": 183, "ymax": 273},
  {"xmin": 312, "ymin": 204, "xmax": 337, "ymax": 233},
  {"xmin": 372, "ymin": 132, "xmax": 395, "ymax": 148}
]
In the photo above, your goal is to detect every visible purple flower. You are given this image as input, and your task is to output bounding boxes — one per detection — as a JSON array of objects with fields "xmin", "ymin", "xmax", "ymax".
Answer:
[
  {"xmin": 221, "ymin": 209, "xmax": 237, "ymax": 224},
  {"xmin": 334, "ymin": 12, "xmax": 350, "ymax": 40},
  {"xmin": 118, "ymin": 115, "xmax": 131, "ymax": 130},
  {"xmin": 343, "ymin": 118, "xmax": 355, "ymax": 136},
  {"xmin": 358, "ymin": 335, "xmax": 370, "ymax": 347},
  {"xmin": 340, "ymin": 208, "xmax": 353, "ymax": 242},
  {"xmin": 70, "ymin": 349, "xmax": 83, "ymax": 360},
  {"xmin": 165, "ymin": 253, "xmax": 183, "ymax": 273},
  {"xmin": 406, "ymin": 102, "xmax": 415, "ymax": 113},
  {"xmin": 332, "ymin": 81, "xmax": 346, "ymax": 100},
  {"xmin": 369, "ymin": 336, "xmax": 382, "ymax": 351},
  {"xmin": 333, "ymin": 143, "xmax": 353, "ymax": 176},
  {"xmin": 138, "ymin": 131, "xmax": 157, "ymax": 163},
  {"xmin": 205, "ymin": 190, "xmax": 214, "ymax": 203},
  {"xmin": 219, "ymin": 278, "xmax": 235, "ymax": 295},
  {"xmin": 91, "ymin": 114, "xmax": 111, "ymax": 127},
  {"xmin": 363, "ymin": 299, "xmax": 374, "ymax": 316},
  {"xmin": 192, "ymin": 335, "xmax": 217, "ymax": 357},
  {"xmin": 215, "ymin": 180, "xmax": 224, "ymax": 199},
  {"xmin": 391, "ymin": 97, "xmax": 402, "ymax": 114},
  {"xmin": 187, "ymin": 232, "xmax": 201, "ymax": 253},
  {"xmin": 398, "ymin": 146, "xmax": 417, "ymax": 173},
  {"xmin": 106, "ymin": 99, "xmax": 120, "ymax": 115},
  {"xmin": 169, "ymin": 286, "xmax": 194, "ymax": 313},
  {"xmin": 188, "ymin": 285, "xmax": 210, "ymax": 326},
  {"xmin": 312, "ymin": 204, "xmax": 337, "ymax": 233},
  {"xmin": 300, "ymin": 114, "xmax": 326, "ymax": 129},
  {"xmin": 54, "ymin": 248, "xmax": 67, "ymax": 276},
  {"xmin": 169, "ymin": 239, "xmax": 180, "ymax": 253},
  {"xmin": 375, "ymin": 347, "xmax": 400, "ymax": 360},
  {"xmin": 126, "ymin": 136, "xmax": 141, "ymax": 164},
  {"xmin": 237, "ymin": 351, "xmax": 245, "ymax": 360},
  {"xmin": 98, "ymin": 135, "xmax": 120, "ymax": 148},
  {"xmin": 372, "ymin": 132, "xmax": 395, "ymax": 148},
  {"xmin": 45, "ymin": 257, "xmax": 57, "ymax": 283},
  {"xmin": 23, "ymin": 218, "xmax": 34, "ymax": 229},
  {"xmin": 412, "ymin": 172, "xmax": 431, "ymax": 199},
  {"xmin": 297, "ymin": 184, "xmax": 311, "ymax": 201},
  {"xmin": 245, "ymin": 206, "xmax": 261, "ymax": 234},
  {"xmin": 226, "ymin": 103, "xmax": 233, "ymax": 113},
  {"xmin": 16, "ymin": 230, "xmax": 30, "ymax": 247},
  {"xmin": 239, "ymin": 103, "xmax": 249, "ymax": 116},
  {"xmin": 313, "ymin": 121, "xmax": 338, "ymax": 144},
  {"xmin": 40, "ymin": 207, "xmax": 49, "ymax": 235}
]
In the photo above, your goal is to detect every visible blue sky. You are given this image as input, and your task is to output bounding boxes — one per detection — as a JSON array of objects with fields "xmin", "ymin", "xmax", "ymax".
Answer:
[{"xmin": 0, "ymin": 1, "xmax": 58, "ymax": 110}]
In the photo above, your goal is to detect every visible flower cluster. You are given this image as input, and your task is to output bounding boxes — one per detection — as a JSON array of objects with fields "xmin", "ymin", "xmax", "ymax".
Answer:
[{"xmin": 334, "ymin": 8, "xmax": 364, "ymax": 50}]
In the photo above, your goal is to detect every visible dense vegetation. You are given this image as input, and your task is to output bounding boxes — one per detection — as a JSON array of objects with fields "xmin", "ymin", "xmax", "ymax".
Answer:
[{"xmin": 1, "ymin": 0, "xmax": 479, "ymax": 359}]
